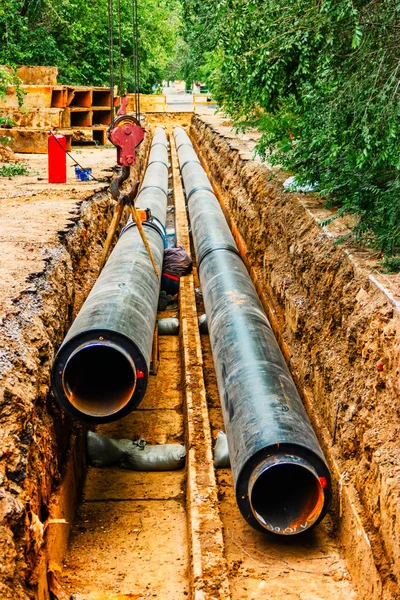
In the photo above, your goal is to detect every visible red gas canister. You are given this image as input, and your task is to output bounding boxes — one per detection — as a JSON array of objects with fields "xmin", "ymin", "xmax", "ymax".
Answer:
[{"xmin": 48, "ymin": 133, "xmax": 67, "ymax": 183}]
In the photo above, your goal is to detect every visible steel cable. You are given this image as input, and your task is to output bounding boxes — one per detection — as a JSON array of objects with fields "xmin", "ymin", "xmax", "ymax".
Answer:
[{"xmin": 107, "ymin": 0, "xmax": 115, "ymax": 121}]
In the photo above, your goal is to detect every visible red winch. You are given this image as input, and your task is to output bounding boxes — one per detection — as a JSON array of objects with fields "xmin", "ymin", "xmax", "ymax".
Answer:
[{"xmin": 107, "ymin": 111, "xmax": 144, "ymax": 166}]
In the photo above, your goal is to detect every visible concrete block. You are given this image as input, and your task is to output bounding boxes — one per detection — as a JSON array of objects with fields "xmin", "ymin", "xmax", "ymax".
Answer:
[
  {"xmin": 0, "ymin": 128, "xmax": 72, "ymax": 153},
  {"xmin": 0, "ymin": 108, "xmax": 69, "ymax": 129},
  {"xmin": 51, "ymin": 88, "xmax": 68, "ymax": 108},
  {"xmin": 126, "ymin": 93, "xmax": 166, "ymax": 113},
  {"xmin": 92, "ymin": 88, "xmax": 118, "ymax": 107},
  {"xmin": 0, "ymin": 85, "xmax": 67, "ymax": 109},
  {"xmin": 69, "ymin": 127, "xmax": 108, "ymax": 145},
  {"xmin": 68, "ymin": 108, "xmax": 92, "ymax": 127},
  {"xmin": 92, "ymin": 108, "xmax": 111, "ymax": 125},
  {"xmin": 66, "ymin": 87, "xmax": 118, "ymax": 108},
  {"xmin": 93, "ymin": 127, "xmax": 108, "ymax": 145},
  {"xmin": 67, "ymin": 87, "xmax": 92, "ymax": 107},
  {"xmin": 16, "ymin": 65, "xmax": 58, "ymax": 85}
]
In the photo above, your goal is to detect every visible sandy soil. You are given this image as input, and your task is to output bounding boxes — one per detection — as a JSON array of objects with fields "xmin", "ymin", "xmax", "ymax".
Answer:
[
  {"xmin": 0, "ymin": 145, "xmax": 19, "ymax": 163},
  {"xmin": 61, "ymin": 329, "xmax": 189, "ymax": 600},
  {"xmin": 0, "ymin": 148, "xmax": 115, "ymax": 316}
]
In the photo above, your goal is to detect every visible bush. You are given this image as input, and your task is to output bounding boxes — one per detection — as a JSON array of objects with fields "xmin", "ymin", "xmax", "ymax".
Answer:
[
  {"xmin": 181, "ymin": 0, "xmax": 400, "ymax": 263},
  {"xmin": 0, "ymin": 116, "xmax": 14, "ymax": 129},
  {"xmin": 0, "ymin": 66, "xmax": 24, "ymax": 107},
  {"xmin": 0, "ymin": 162, "xmax": 29, "ymax": 177}
]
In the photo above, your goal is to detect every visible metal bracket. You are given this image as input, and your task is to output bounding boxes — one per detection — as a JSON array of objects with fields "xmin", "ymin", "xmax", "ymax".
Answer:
[{"xmin": 108, "ymin": 114, "xmax": 145, "ymax": 167}]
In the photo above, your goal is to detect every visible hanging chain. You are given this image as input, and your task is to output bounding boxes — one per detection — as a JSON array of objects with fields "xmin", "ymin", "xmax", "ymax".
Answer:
[
  {"xmin": 132, "ymin": 0, "xmax": 140, "ymax": 122},
  {"xmin": 134, "ymin": 0, "xmax": 140, "ymax": 120},
  {"xmin": 117, "ymin": 0, "xmax": 124, "ymax": 96},
  {"xmin": 107, "ymin": 0, "xmax": 115, "ymax": 122}
]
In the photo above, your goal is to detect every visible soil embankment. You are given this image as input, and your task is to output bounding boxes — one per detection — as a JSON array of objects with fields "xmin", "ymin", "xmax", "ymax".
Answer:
[
  {"xmin": 0, "ymin": 143, "xmax": 149, "ymax": 598},
  {"xmin": 190, "ymin": 114, "xmax": 400, "ymax": 599}
]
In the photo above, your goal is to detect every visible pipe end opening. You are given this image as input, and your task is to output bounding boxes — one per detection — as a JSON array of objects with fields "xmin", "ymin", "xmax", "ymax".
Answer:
[
  {"xmin": 63, "ymin": 342, "xmax": 136, "ymax": 418},
  {"xmin": 249, "ymin": 455, "xmax": 325, "ymax": 535}
]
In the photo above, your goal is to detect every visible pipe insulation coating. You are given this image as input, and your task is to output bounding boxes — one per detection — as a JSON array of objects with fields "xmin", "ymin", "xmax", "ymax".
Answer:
[
  {"xmin": 174, "ymin": 127, "xmax": 332, "ymax": 535},
  {"xmin": 52, "ymin": 127, "xmax": 169, "ymax": 423}
]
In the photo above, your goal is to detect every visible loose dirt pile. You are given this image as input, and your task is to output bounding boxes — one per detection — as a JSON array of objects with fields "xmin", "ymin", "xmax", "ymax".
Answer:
[{"xmin": 0, "ymin": 144, "xmax": 19, "ymax": 163}]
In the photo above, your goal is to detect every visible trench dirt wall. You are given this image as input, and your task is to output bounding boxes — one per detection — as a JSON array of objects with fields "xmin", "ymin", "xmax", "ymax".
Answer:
[
  {"xmin": 0, "ymin": 141, "xmax": 150, "ymax": 598},
  {"xmin": 190, "ymin": 115, "xmax": 400, "ymax": 599}
]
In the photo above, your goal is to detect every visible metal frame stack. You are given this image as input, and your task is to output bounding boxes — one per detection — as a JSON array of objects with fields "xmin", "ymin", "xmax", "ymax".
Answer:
[{"xmin": 0, "ymin": 66, "xmax": 118, "ymax": 153}]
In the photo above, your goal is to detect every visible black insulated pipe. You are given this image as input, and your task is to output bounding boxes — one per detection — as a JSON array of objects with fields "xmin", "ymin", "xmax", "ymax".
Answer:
[
  {"xmin": 174, "ymin": 127, "xmax": 331, "ymax": 535},
  {"xmin": 52, "ymin": 127, "xmax": 169, "ymax": 423}
]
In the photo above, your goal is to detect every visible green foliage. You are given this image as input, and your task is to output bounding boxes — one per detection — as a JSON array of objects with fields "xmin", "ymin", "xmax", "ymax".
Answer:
[
  {"xmin": 0, "ymin": 0, "xmax": 182, "ymax": 92},
  {"xmin": 179, "ymin": 0, "xmax": 222, "ymax": 83},
  {"xmin": 0, "ymin": 115, "xmax": 14, "ymax": 128},
  {"xmin": 181, "ymin": 0, "xmax": 400, "ymax": 263},
  {"xmin": 0, "ymin": 162, "xmax": 29, "ymax": 177},
  {"xmin": 152, "ymin": 84, "xmax": 164, "ymax": 95},
  {"xmin": 0, "ymin": 65, "xmax": 25, "ymax": 106},
  {"xmin": 381, "ymin": 255, "xmax": 400, "ymax": 274}
]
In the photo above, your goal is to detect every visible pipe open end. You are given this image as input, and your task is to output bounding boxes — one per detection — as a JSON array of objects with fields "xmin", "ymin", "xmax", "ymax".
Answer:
[
  {"xmin": 62, "ymin": 342, "xmax": 136, "ymax": 417},
  {"xmin": 248, "ymin": 454, "xmax": 325, "ymax": 535}
]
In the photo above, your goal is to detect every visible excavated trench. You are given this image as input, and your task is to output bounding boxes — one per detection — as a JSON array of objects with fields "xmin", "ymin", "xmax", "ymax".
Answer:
[
  {"xmin": 0, "ymin": 141, "xmax": 150, "ymax": 599},
  {"xmin": 0, "ymin": 114, "xmax": 398, "ymax": 600},
  {"xmin": 188, "ymin": 115, "xmax": 400, "ymax": 600}
]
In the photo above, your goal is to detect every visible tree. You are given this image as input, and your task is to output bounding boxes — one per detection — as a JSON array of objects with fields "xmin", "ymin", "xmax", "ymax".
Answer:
[
  {"xmin": 181, "ymin": 0, "xmax": 400, "ymax": 264},
  {"xmin": 0, "ymin": 0, "xmax": 182, "ymax": 92}
]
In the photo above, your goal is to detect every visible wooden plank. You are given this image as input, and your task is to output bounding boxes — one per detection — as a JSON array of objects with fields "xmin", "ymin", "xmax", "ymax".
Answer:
[{"xmin": 171, "ymin": 133, "xmax": 231, "ymax": 600}]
